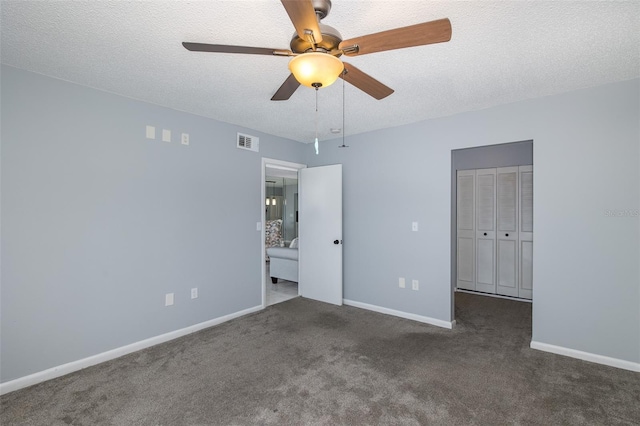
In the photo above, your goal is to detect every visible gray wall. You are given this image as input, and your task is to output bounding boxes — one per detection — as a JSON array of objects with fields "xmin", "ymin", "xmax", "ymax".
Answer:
[
  {"xmin": 309, "ymin": 78, "xmax": 639, "ymax": 364},
  {"xmin": 2, "ymin": 65, "xmax": 638, "ymax": 383},
  {"xmin": 0, "ymin": 66, "xmax": 307, "ymax": 382}
]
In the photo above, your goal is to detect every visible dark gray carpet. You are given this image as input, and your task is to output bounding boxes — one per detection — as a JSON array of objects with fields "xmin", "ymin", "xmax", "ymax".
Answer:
[{"xmin": 2, "ymin": 293, "xmax": 639, "ymax": 425}]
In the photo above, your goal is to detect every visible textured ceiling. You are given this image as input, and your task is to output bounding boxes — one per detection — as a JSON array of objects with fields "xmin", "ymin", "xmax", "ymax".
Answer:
[{"xmin": 2, "ymin": 1, "xmax": 639, "ymax": 143}]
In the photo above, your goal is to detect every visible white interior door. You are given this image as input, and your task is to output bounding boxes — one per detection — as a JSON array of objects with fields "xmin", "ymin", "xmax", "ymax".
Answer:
[
  {"xmin": 496, "ymin": 166, "xmax": 519, "ymax": 297},
  {"xmin": 299, "ymin": 164, "xmax": 343, "ymax": 305},
  {"xmin": 519, "ymin": 165, "xmax": 533, "ymax": 299},
  {"xmin": 456, "ymin": 170, "xmax": 475, "ymax": 290},
  {"xmin": 475, "ymin": 168, "xmax": 496, "ymax": 294}
]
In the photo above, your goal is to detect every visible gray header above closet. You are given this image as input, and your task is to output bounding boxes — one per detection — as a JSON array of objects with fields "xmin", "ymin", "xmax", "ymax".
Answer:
[{"xmin": 453, "ymin": 140, "xmax": 533, "ymax": 170}]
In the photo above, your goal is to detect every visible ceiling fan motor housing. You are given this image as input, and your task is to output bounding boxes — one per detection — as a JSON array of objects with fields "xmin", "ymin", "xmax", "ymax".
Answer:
[{"xmin": 312, "ymin": 0, "xmax": 331, "ymax": 20}]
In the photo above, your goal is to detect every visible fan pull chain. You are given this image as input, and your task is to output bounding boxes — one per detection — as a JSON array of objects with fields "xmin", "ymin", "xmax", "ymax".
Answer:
[
  {"xmin": 339, "ymin": 69, "xmax": 349, "ymax": 148},
  {"xmin": 314, "ymin": 86, "xmax": 319, "ymax": 155}
]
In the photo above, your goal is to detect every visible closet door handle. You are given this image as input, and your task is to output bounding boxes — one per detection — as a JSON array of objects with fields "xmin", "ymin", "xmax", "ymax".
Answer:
[
  {"xmin": 334, "ymin": 240, "xmax": 340, "ymax": 245},
  {"xmin": 483, "ymin": 232, "xmax": 487, "ymax": 236},
  {"xmin": 505, "ymin": 233, "xmax": 509, "ymax": 237}
]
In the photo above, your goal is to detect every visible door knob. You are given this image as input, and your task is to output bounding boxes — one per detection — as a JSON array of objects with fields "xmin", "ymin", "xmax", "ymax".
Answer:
[
  {"xmin": 334, "ymin": 240, "xmax": 340, "ymax": 244},
  {"xmin": 505, "ymin": 233, "xmax": 509, "ymax": 237},
  {"xmin": 483, "ymin": 232, "xmax": 487, "ymax": 236}
]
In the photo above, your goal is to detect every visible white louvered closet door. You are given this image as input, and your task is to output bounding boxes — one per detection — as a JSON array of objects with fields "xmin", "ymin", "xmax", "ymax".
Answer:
[
  {"xmin": 456, "ymin": 165, "xmax": 533, "ymax": 300},
  {"xmin": 475, "ymin": 168, "xmax": 497, "ymax": 294},
  {"xmin": 519, "ymin": 166, "xmax": 533, "ymax": 299},
  {"xmin": 456, "ymin": 170, "xmax": 476, "ymax": 291},
  {"xmin": 496, "ymin": 167, "xmax": 519, "ymax": 297}
]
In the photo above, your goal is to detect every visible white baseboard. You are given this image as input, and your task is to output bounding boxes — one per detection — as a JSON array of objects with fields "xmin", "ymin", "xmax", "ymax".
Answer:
[
  {"xmin": 0, "ymin": 305, "xmax": 263, "ymax": 396},
  {"xmin": 530, "ymin": 341, "xmax": 640, "ymax": 372},
  {"xmin": 343, "ymin": 299, "xmax": 455, "ymax": 329}
]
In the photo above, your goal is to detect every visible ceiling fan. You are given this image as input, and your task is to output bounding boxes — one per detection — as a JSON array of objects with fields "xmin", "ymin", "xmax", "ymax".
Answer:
[{"xmin": 183, "ymin": 0, "xmax": 451, "ymax": 101}]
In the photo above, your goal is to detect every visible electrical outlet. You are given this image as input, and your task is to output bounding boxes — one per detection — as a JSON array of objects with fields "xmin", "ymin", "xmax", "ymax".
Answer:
[
  {"xmin": 256, "ymin": 222, "xmax": 262, "ymax": 231},
  {"xmin": 181, "ymin": 133, "xmax": 189, "ymax": 146},
  {"xmin": 165, "ymin": 293, "xmax": 174, "ymax": 306},
  {"xmin": 412, "ymin": 222, "xmax": 419, "ymax": 232},
  {"xmin": 399, "ymin": 277, "xmax": 406, "ymax": 288},
  {"xmin": 191, "ymin": 288, "xmax": 198, "ymax": 299},
  {"xmin": 412, "ymin": 280, "xmax": 419, "ymax": 291}
]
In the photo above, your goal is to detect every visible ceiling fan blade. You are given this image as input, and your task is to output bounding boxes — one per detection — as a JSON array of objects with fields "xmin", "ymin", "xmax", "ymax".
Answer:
[
  {"xmin": 340, "ymin": 62, "xmax": 394, "ymax": 100},
  {"xmin": 182, "ymin": 42, "xmax": 292, "ymax": 56},
  {"xmin": 271, "ymin": 74, "xmax": 301, "ymax": 101},
  {"xmin": 339, "ymin": 18, "xmax": 451, "ymax": 56},
  {"xmin": 281, "ymin": 0, "xmax": 323, "ymax": 44}
]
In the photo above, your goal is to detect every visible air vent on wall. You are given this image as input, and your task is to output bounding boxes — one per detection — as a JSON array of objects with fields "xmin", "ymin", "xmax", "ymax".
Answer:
[{"xmin": 237, "ymin": 133, "xmax": 259, "ymax": 152}]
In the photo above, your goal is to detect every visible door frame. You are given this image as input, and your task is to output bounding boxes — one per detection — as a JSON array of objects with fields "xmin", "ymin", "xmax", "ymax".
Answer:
[
  {"xmin": 261, "ymin": 158, "xmax": 307, "ymax": 308},
  {"xmin": 450, "ymin": 141, "xmax": 534, "ymax": 318}
]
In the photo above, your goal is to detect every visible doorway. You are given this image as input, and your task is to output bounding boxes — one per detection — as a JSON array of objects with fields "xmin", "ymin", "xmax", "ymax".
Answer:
[
  {"xmin": 261, "ymin": 160, "xmax": 344, "ymax": 308},
  {"xmin": 450, "ymin": 141, "xmax": 534, "ymax": 320},
  {"xmin": 261, "ymin": 158, "xmax": 306, "ymax": 307}
]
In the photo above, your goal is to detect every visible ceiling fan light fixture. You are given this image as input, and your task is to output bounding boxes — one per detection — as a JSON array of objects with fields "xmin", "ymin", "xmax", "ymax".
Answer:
[{"xmin": 288, "ymin": 52, "xmax": 344, "ymax": 88}]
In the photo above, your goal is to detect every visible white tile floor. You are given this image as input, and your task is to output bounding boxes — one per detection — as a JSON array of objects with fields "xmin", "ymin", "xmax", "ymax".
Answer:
[{"xmin": 266, "ymin": 263, "xmax": 299, "ymax": 306}]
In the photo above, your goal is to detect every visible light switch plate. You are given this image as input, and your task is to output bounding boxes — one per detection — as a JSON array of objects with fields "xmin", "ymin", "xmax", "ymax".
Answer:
[
  {"xmin": 162, "ymin": 129, "xmax": 171, "ymax": 142},
  {"xmin": 412, "ymin": 280, "xmax": 419, "ymax": 291},
  {"xmin": 256, "ymin": 222, "xmax": 262, "ymax": 231},
  {"xmin": 146, "ymin": 125, "xmax": 156, "ymax": 139},
  {"xmin": 165, "ymin": 293, "xmax": 174, "ymax": 306},
  {"xmin": 399, "ymin": 277, "xmax": 406, "ymax": 288},
  {"xmin": 191, "ymin": 288, "xmax": 198, "ymax": 299},
  {"xmin": 412, "ymin": 222, "xmax": 419, "ymax": 232},
  {"xmin": 181, "ymin": 133, "xmax": 189, "ymax": 145}
]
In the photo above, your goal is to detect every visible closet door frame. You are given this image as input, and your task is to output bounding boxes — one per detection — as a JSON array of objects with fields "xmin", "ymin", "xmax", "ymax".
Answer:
[{"xmin": 450, "ymin": 139, "xmax": 534, "ymax": 307}]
